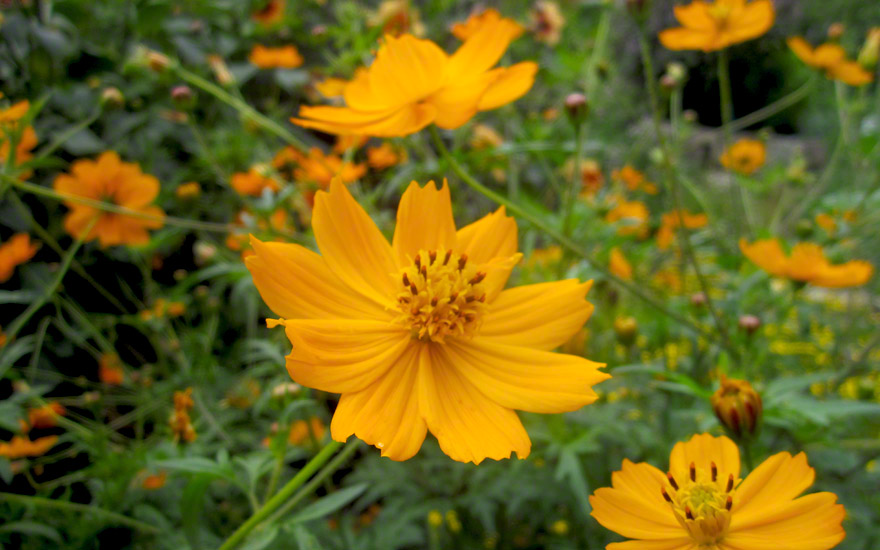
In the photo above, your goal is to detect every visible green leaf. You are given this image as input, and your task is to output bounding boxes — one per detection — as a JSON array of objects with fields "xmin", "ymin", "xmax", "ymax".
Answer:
[
  {"xmin": 288, "ymin": 484, "xmax": 368, "ymax": 525},
  {"xmin": 0, "ymin": 521, "xmax": 62, "ymax": 543},
  {"xmin": 181, "ymin": 474, "xmax": 217, "ymax": 550},
  {"xmin": 554, "ymin": 450, "xmax": 591, "ymax": 518},
  {"xmin": 155, "ymin": 457, "xmax": 235, "ymax": 481},
  {"xmin": 241, "ymin": 525, "xmax": 279, "ymax": 550},
  {"xmin": 289, "ymin": 525, "xmax": 322, "ymax": 550}
]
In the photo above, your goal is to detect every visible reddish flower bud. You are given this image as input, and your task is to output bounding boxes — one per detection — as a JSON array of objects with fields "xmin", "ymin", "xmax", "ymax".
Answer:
[{"xmin": 711, "ymin": 374, "xmax": 762, "ymax": 438}]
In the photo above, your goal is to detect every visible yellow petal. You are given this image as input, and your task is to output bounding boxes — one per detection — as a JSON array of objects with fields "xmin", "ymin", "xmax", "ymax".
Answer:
[
  {"xmin": 330, "ymin": 343, "xmax": 427, "ymax": 461},
  {"xmin": 811, "ymin": 260, "xmax": 873, "ymax": 287},
  {"xmin": 456, "ymin": 206, "xmax": 518, "ymax": 264},
  {"xmin": 725, "ymin": 493, "xmax": 846, "ymax": 550},
  {"xmin": 827, "ymin": 61, "xmax": 874, "ymax": 86},
  {"xmin": 246, "ymin": 237, "xmax": 391, "ymax": 320},
  {"xmin": 612, "ymin": 459, "xmax": 680, "ymax": 520},
  {"xmin": 813, "ymin": 43, "xmax": 846, "ymax": 68},
  {"xmin": 608, "ymin": 539, "xmax": 697, "ymax": 550},
  {"xmin": 668, "ymin": 433, "xmax": 740, "ymax": 484},
  {"xmin": 724, "ymin": 0, "xmax": 774, "ymax": 46},
  {"xmin": 446, "ymin": 17, "xmax": 523, "ymax": 81},
  {"xmin": 787, "ymin": 36, "xmax": 817, "ymax": 67},
  {"xmin": 479, "ymin": 252, "xmax": 522, "ymax": 302},
  {"xmin": 673, "ymin": 2, "xmax": 714, "ymax": 30},
  {"xmin": 292, "ymin": 103, "xmax": 437, "ymax": 138},
  {"xmin": 479, "ymin": 279, "xmax": 595, "ymax": 350},
  {"xmin": 418, "ymin": 345, "xmax": 531, "ymax": 464},
  {"xmin": 312, "ymin": 180, "xmax": 399, "ymax": 305},
  {"xmin": 391, "ymin": 180, "xmax": 458, "ymax": 264},
  {"xmin": 590, "ymin": 485, "xmax": 686, "ymax": 540},
  {"xmin": 357, "ymin": 34, "xmax": 448, "ymax": 110},
  {"xmin": 730, "ymin": 451, "xmax": 814, "ymax": 524},
  {"xmin": 739, "ymin": 238, "xmax": 788, "ymax": 277},
  {"xmin": 658, "ymin": 28, "xmax": 715, "ymax": 51},
  {"xmin": 115, "ymin": 174, "xmax": 160, "ymax": 208},
  {"xmin": 477, "ymin": 62, "xmax": 538, "ymax": 111}
]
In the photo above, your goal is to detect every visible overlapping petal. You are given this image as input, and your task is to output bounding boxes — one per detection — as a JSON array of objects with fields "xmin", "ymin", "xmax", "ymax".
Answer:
[
  {"xmin": 456, "ymin": 207, "xmax": 518, "ymax": 264},
  {"xmin": 392, "ymin": 180, "xmax": 457, "ymax": 263},
  {"xmin": 478, "ymin": 62, "xmax": 539, "ymax": 111},
  {"xmin": 668, "ymin": 433, "xmax": 740, "ymax": 483}
]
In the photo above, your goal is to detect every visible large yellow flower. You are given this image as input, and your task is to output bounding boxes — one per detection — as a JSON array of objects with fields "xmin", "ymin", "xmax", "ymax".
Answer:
[
  {"xmin": 659, "ymin": 0, "xmax": 775, "ymax": 52},
  {"xmin": 740, "ymin": 238, "xmax": 873, "ymax": 288},
  {"xmin": 291, "ymin": 18, "xmax": 537, "ymax": 138},
  {"xmin": 590, "ymin": 433, "xmax": 846, "ymax": 550},
  {"xmin": 246, "ymin": 180, "xmax": 608, "ymax": 463}
]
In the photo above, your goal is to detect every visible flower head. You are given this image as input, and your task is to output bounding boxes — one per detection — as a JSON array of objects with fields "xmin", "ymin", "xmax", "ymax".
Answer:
[
  {"xmin": 605, "ymin": 200, "xmax": 650, "ymax": 238},
  {"xmin": 0, "ymin": 100, "xmax": 38, "ymax": 178},
  {"xmin": 740, "ymin": 238, "xmax": 873, "ymax": 288},
  {"xmin": 712, "ymin": 374, "xmax": 762, "ymax": 437},
  {"xmin": 288, "ymin": 417, "xmax": 326, "ymax": 445},
  {"xmin": 252, "ymin": 0, "xmax": 285, "ymax": 25},
  {"xmin": 452, "ymin": 8, "xmax": 523, "ymax": 41},
  {"xmin": 788, "ymin": 37, "xmax": 873, "ymax": 86},
  {"xmin": 249, "ymin": 44, "xmax": 304, "ymax": 69},
  {"xmin": 609, "ymin": 247, "xmax": 633, "ymax": 280},
  {"xmin": 612, "ymin": 165, "xmax": 658, "ymax": 194},
  {"xmin": 292, "ymin": 20, "xmax": 536, "ymax": 138},
  {"xmin": 720, "ymin": 138, "xmax": 766, "ymax": 175},
  {"xmin": 53, "ymin": 152, "xmax": 165, "ymax": 247},
  {"xmin": 170, "ymin": 388, "xmax": 196, "ymax": 443},
  {"xmin": 657, "ymin": 209, "xmax": 709, "ymax": 250},
  {"xmin": 0, "ymin": 435, "xmax": 58, "ymax": 459},
  {"xmin": 590, "ymin": 433, "xmax": 846, "ymax": 550},
  {"xmin": 530, "ymin": 1, "xmax": 565, "ymax": 45},
  {"xmin": 231, "ymin": 167, "xmax": 281, "ymax": 196},
  {"xmin": 659, "ymin": 0, "xmax": 775, "ymax": 52},
  {"xmin": 246, "ymin": 180, "xmax": 608, "ymax": 463},
  {"xmin": 99, "ymin": 352, "xmax": 124, "ymax": 385},
  {"xmin": 289, "ymin": 147, "xmax": 366, "ymax": 187},
  {"xmin": 367, "ymin": 142, "xmax": 406, "ymax": 170},
  {"xmin": 142, "ymin": 471, "xmax": 167, "ymax": 490},
  {"xmin": 0, "ymin": 233, "xmax": 38, "ymax": 283},
  {"xmin": 368, "ymin": 0, "xmax": 425, "ymax": 37},
  {"xmin": 26, "ymin": 402, "xmax": 67, "ymax": 430}
]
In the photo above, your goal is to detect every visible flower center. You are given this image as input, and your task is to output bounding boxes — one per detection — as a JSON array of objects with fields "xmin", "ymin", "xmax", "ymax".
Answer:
[
  {"xmin": 661, "ymin": 462, "xmax": 734, "ymax": 546},
  {"xmin": 394, "ymin": 248, "xmax": 486, "ymax": 343},
  {"xmin": 708, "ymin": 3, "xmax": 733, "ymax": 29}
]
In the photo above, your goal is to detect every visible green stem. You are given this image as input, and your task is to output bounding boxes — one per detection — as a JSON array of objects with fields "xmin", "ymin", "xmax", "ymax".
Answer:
[
  {"xmin": 30, "ymin": 110, "xmax": 102, "ymax": 163},
  {"xmin": 217, "ymin": 440, "xmax": 344, "ymax": 550},
  {"xmin": 584, "ymin": 7, "xmax": 611, "ymax": 101},
  {"xmin": 0, "ymin": 493, "xmax": 160, "ymax": 534},
  {"xmin": 727, "ymin": 77, "xmax": 816, "ymax": 133},
  {"xmin": 561, "ymin": 121, "xmax": 584, "ymax": 239}
]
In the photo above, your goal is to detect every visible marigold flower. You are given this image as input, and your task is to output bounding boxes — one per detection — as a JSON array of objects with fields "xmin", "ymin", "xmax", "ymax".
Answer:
[
  {"xmin": 0, "ymin": 233, "xmax": 38, "ymax": 283},
  {"xmin": 788, "ymin": 36, "xmax": 874, "ymax": 86},
  {"xmin": 367, "ymin": 142, "xmax": 406, "ymax": 170},
  {"xmin": 99, "ymin": 353, "xmax": 124, "ymax": 385},
  {"xmin": 590, "ymin": 433, "xmax": 845, "ymax": 550},
  {"xmin": 249, "ymin": 44, "xmax": 304, "ymax": 69},
  {"xmin": 605, "ymin": 200, "xmax": 650, "ymax": 238},
  {"xmin": 53, "ymin": 152, "xmax": 165, "ymax": 247},
  {"xmin": 451, "ymin": 8, "xmax": 524, "ymax": 42},
  {"xmin": 0, "ymin": 100, "xmax": 38, "ymax": 178},
  {"xmin": 530, "ymin": 1, "xmax": 565, "ymax": 45},
  {"xmin": 712, "ymin": 374, "xmax": 762, "ymax": 437},
  {"xmin": 288, "ymin": 417, "xmax": 326, "ymax": 445},
  {"xmin": 659, "ymin": 0, "xmax": 775, "ymax": 52},
  {"xmin": 231, "ymin": 167, "xmax": 281, "ymax": 196},
  {"xmin": 0, "ymin": 435, "xmax": 58, "ymax": 459},
  {"xmin": 720, "ymin": 138, "xmax": 766, "ymax": 175},
  {"xmin": 26, "ymin": 402, "xmax": 67, "ymax": 430},
  {"xmin": 246, "ymin": 180, "xmax": 608, "ymax": 463},
  {"xmin": 252, "ymin": 0, "xmax": 285, "ymax": 25},
  {"xmin": 142, "ymin": 471, "xmax": 167, "ymax": 490},
  {"xmin": 609, "ymin": 247, "xmax": 633, "ymax": 281},
  {"xmin": 740, "ymin": 238, "xmax": 873, "ymax": 288},
  {"xmin": 292, "ymin": 19, "xmax": 537, "ymax": 138}
]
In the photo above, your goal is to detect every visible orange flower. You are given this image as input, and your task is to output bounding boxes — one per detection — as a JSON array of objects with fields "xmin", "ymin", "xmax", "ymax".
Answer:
[
  {"xmin": 0, "ymin": 100, "xmax": 39, "ymax": 178},
  {"xmin": 609, "ymin": 247, "xmax": 633, "ymax": 280},
  {"xmin": 0, "ymin": 435, "xmax": 58, "ymax": 459},
  {"xmin": 657, "ymin": 210, "xmax": 709, "ymax": 250},
  {"xmin": 530, "ymin": 1, "xmax": 565, "ymax": 45},
  {"xmin": 605, "ymin": 200, "xmax": 650, "ymax": 238},
  {"xmin": 612, "ymin": 164, "xmax": 658, "ymax": 194},
  {"xmin": 175, "ymin": 181, "xmax": 201, "ymax": 199},
  {"xmin": 252, "ymin": 0, "xmax": 285, "ymax": 25},
  {"xmin": 53, "ymin": 152, "xmax": 165, "ymax": 247},
  {"xmin": 367, "ymin": 143, "xmax": 406, "ymax": 170},
  {"xmin": 740, "ymin": 238, "xmax": 874, "ymax": 288},
  {"xmin": 720, "ymin": 138, "xmax": 766, "ymax": 175},
  {"xmin": 368, "ymin": 0, "xmax": 425, "ymax": 37},
  {"xmin": 26, "ymin": 402, "xmax": 67, "ymax": 430},
  {"xmin": 332, "ymin": 134, "xmax": 369, "ymax": 154},
  {"xmin": 315, "ymin": 77, "xmax": 350, "ymax": 99},
  {"xmin": 249, "ymin": 45, "xmax": 304, "ymax": 69},
  {"xmin": 231, "ymin": 167, "xmax": 281, "ymax": 196},
  {"xmin": 815, "ymin": 213, "xmax": 836, "ymax": 234},
  {"xmin": 788, "ymin": 36, "xmax": 873, "ymax": 86},
  {"xmin": 0, "ymin": 233, "xmax": 38, "ymax": 283},
  {"xmin": 659, "ymin": 0, "xmax": 775, "ymax": 52},
  {"xmin": 142, "ymin": 471, "xmax": 167, "ymax": 490},
  {"xmin": 452, "ymin": 8, "xmax": 524, "ymax": 42},
  {"xmin": 170, "ymin": 388, "xmax": 196, "ymax": 443},
  {"xmin": 292, "ymin": 147, "xmax": 366, "ymax": 187},
  {"xmin": 292, "ymin": 19, "xmax": 536, "ymax": 138},
  {"xmin": 288, "ymin": 417, "xmax": 326, "ymax": 445},
  {"xmin": 99, "ymin": 353, "xmax": 124, "ymax": 386}
]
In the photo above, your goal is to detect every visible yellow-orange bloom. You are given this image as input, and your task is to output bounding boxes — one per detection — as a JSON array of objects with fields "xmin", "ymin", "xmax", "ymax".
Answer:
[
  {"xmin": 609, "ymin": 247, "xmax": 633, "ymax": 281},
  {"xmin": 711, "ymin": 374, "xmax": 762, "ymax": 437},
  {"xmin": 315, "ymin": 77, "xmax": 349, "ymax": 99},
  {"xmin": 605, "ymin": 200, "xmax": 650, "ymax": 238},
  {"xmin": 368, "ymin": 0, "xmax": 425, "ymax": 37},
  {"xmin": 657, "ymin": 210, "xmax": 709, "ymax": 250},
  {"xmin": 26, "ymin": 402, "xmax": 67, "ymax": 430},
  {"xmin": 590, "ymin": 433, "xmax": 845, "ymax": 550},
  {"xmin": 53, "ymin": 152, "xmax": 165, "ymax": 247},
  {"xmin": 367, "ymin": 143, "xmax": 406, "ymax": 170},
  {"xmin": 99, "ymin": 353, "xmax": 124, "ymax": 385},
  {"xmin": 740, "ymin": 238, "xmax": 874, "ymax": 288},
  {"xmin": 170, "ymin": 388, "xmax": 196, "ymax": 443},
  {"xmin": 292, "ymin": 19, "xmax": 537, "ymax": 138},
  {"xmin": 530, "ymin": 1, "xmax": 565, "ymax": 46},
  {"xmin": 0, "ymin": 233, "xmax": 38, "ymax": 283},
  {"xmin": 246, "ymin": 180, "xmax": 608, "ymax": 463},
  {"xmin": 0, "ymin": 100, "xmax": 38, "ymax": 178},
  {"xmin": 788, "ymin": 37, "xmax": 874, "ymax": 86},
  {"xmin": 0, "ymin": 435, "xmax": 58, "ymax": 459},
  {"xmin": 451, "ymin": 8, "xmax": 524, "ymax": 42},
  {"xmin": 252, "ymin": 0, "xmax": 285, "ymax": 25},
  {"xmin": 285, "ymin": 147, "xmax": 367, "ymax": 187},
  {"xmin": 142, "ymin": 471, "xmax": 167, "ymax": 490},
  {"xmin": 288, "ymin": 417, "xmax": 326, "ymax": 445},
  {"xmin": 659, "ymin": 0, "xmax": 775, "ymax": 52},
  {"xmin": 249, "ymin": 44, "xmax": 304, "ymax": 69},
  {"xmin": 720, "ymin": 138, "xmax": 766, "ymax": 175},
  {"xmin": 612, "ymin": 165, "xmax": 658, "ymax": 195},
  {"xmin": 231, "ymin": 167, "xmax": 281, "ymax": 196},
  {"xmin": 175, "ymin": 181, "xmax": 201, "ymax": 199}
]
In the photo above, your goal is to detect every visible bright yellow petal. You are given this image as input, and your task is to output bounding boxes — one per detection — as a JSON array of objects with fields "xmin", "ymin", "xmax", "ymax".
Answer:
[
  {"xmin": 611, "ymin": 459, "xmax": 680, "ymax": 521},
  {"xmin": 441, "ymin": 337, "xmax": 607, "ymax": 413},
  {"xmin": 730, "ymin": 451, "xmax": 814, "ymax": 524},
  {"xmin": 418, "ymin": 345, "xmax": 531, "ymax": 464},
  {"xmin": 590, "ymin": 485, "xmax": 686, "ymax": 540},
  {"xmin": 724, "ymin": 0, "xmax": 774, "ymax": 45},
  {"xmin": 246, "ymin": 237, "xmax": 391, "ymax": 320},
  {"xmin": 811, "ymin": 260, "xmax": 873, "ymax": 287},
  {"xmin": 673, "ymin": 2, "xmax": 714, "ymax": 30},
  {"xmin": 312, "ymin": 180, "xmax": 399, "ymax": 305},
  {"xmin": 787, "ymin": 36, "xmax": 817, "ymax": 67},
  {"xmin": 479, "ymin": 279, "xmax": 595, "ymax": 350},
  {"xmin": 813, "ymin": 43, "xmax": 847, "ymax": 68},
  {"xmin": 391, "ymin": 180, "xmax": 458, "ymax": 264},
  {"xmin": 477, "ymin": 61, "xmax": 538, "ymax": 111},
  {"xmin": 429, "ymin": 72, "xmax": 496, "ymax": 129},
  {"xmin": 668, "ymin": 433, "xmax": 740, "ymax": 484},
  {"xmin": 456, "ymin": 206, "xmax": 518, "ymax": 264},
  {"xmin": 292, "ymin": 103, "xmax": 437, "ymax": 138},
  {"xmin": 725, "ymin": 493, "xmax": 846, "ymax": 550},
  {"xmin": 658, "ymin": 28, "xmax": 715, "ymax": 51},
  {"xmin": 608, "ymin": 539, "xmax": 698, "ymax": 550},
  {"xmin": 478, "ymin": 252, "xmax": 522, "ymax": 302},
  {"xmin": 827, "ymin": 61, "xmax": 874, "ymax": 86},
  {"xmin": 446, "ymin": 17, "xmax": 523, "ymax": 81},
  {"xmin": 330, "ymin": 343, "xmax": 427, "ymax": 461},
  {"xmin": 739, "ymin": 238, "xmax": 788, "ymax": 277},
  {"xmin": 114, "ymin": 174, "xmax": 160, "ymax": 208}
]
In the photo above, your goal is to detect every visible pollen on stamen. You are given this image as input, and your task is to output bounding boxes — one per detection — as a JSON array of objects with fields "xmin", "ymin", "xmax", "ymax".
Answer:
[
  {"xmin": 726, "ymin": 495, "xmax": 733, "ymax": 510},
  {"xmin": 661, "ymin": 487, "xmax": 672, "ymax": 502},
  {"xmin": 726, "ymin": 474, "xmax": 734, "ymax": 492},
  {"xmin": 689, "ymin": 462, "xmax": 696, "ymax": 482},
  {"xmin": 685, "ymin": 506, "xmax": 694, "ymax": 520},
  {"xmin": 667, "ymin": 472, "xmax": 679, "ymax": 490},
  {"xmin": 711, "ymin": 461, "xmax": 718, "ymax": 482}
]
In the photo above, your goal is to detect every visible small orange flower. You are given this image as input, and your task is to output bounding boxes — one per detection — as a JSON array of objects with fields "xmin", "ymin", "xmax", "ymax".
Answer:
[
  {"xmin": 0, "ymin": 435, "xmax": 58, "ymax": 459},
  {"xmin": 815, "ymin": 213, "xmax": 836, "ymax": 234},
  {"xmin": 740, "ymin": 238, "xmax": 874, "ymax": 288},
  {"xmin": 367, "ymin": 143, "xmax": 406, "ymax": 170},
  {"xmin": 26, "ymin": 402, "xmax": 67, "ymax": 430},
  {"xmin": 142, "ymin": 471, "xmax": 167, "ymax": 490},
  {"xmin": 368, "ymin": 0, "xmax": 425, "ymax": 37},
  {"xmin": 720, "ymin": 138, "xmax": 766, "ymax": 175},
  {"xmin": 609, "ymin": 247, "xmax": 633, "ymax": 281},
  {"xmin": 99, "ymin": 353, "xmax": 125, "ymax": 386},
  {"xmin": 530, "ymin": 1, "xmax": 565, "ymax": 45},
  {"xmin": 711, "ymin": 374, "xmax": 762, "ymax": 438},
  {"xmin": 0, "ymin": 100, "xmax": 39, "ymax": 178},
  {"xmin": 252, "ymin": 0, "xmax": 285, "ymax": 25},
  {"xmin": 788, "ymin": 36, "xmax": 874, "ymax": 86},
  {"xmin": 288, "ymin": 417, "xmax": 327, "ymax": 445},
  {"xmin": 605, "ymin": 200, "xmax": 650, "ymax": 238},
  {"xmin": 53, "ymin": 152, "xmax": 165, "ymax": 247},
  {"xmin": 231, "ymin": 167, "xmax": 281, "ymax": 196},
  {"xmin": 170, "ymin": 388, "xmax": 196, "ymax": 443},
  {"xmin": 612, "ymin": 165, "xmax": 658, "ymax": 194},
  {"xmin": 659, "ymin": 0, "xmax": 775, "ymax": 52},
  {"xmin": 657, "ymin": 210, "xmax": 709, "ymax": 250},
  {"xmin": 332, "ymin": 134, "xmax": 369, "ymax": 154},
  {"xmin": 249, "ymin": 44, "xmax": 304, "ymax": 69},
  {"xmin": 291, "ymin": 147, "xmax": 366, "ymax": 187},
  {"xmin": 452, "ymin": 8, "xmax": 524, "ymax": 42},
  {"xmin": 0, "ymin": 233, "xmax": 38, "ymax": 283},
  {"xmin": 175, "ymin": 182, "xmax": 201, "ymax": 199}
]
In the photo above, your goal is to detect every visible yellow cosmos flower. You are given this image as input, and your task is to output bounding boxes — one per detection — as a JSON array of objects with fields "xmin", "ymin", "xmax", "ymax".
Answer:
[
  {"xmin": 292, "ymin": 19, "xmax": 537, "ymax": 138},
  {"xmin": 367, "ymin": 142, "xmax": 406, "ymax": 170},
  {"xmin": 612, "ymin": 165, "xmax": 658, "ymax": 195},
  {"xmin": 605, "ymin": 200, "xmax": 650, "ymax": 238},
  {"xmin": 659, "ymin": 0, "xmax": 775, "ymax": 52},
  {"xmin": 451, "ymin": 8, "xmax": 524, "ymax": 42},
  {"xmin": 590, "ymin": 433, "xmax": 846, "ymax": 550},
  {"xmin": 246, "ymin": 180, "xmax": 609, "ymax": 463},
  {"xmin": 720, "ymin": 138, "xmax": 766, "ymax": 175},
  {"xmin": 0, "ymin": 233, "xmax": 38, "ymax": 283},
  {"xmin": 657, "ymin": 210, "xmax": 708, "ymax": 250},
  {"xmin": 609, "ymin": 247, "xmax": 633, "ymax": 281},
  {"xmin": 231, "ymin": 167, "xmax": 281, "ymax": 196},
  {"xmin": 787, "ymin": 37, "xmax": 874, "ymax": 86},
  {"xmin": 0, "ymin": 435, "xmax": 58, "ymax": 459},
  {"xmin": 249, "ymin": 44, "xmax": 304, "ymax": 69},
  {"xmin": 740, "ymin": 238, "xmax": 873, "ymax": 288},
  {"xmin": 53, "ymin": 151, "xmax": 165, "ymax": 247}
]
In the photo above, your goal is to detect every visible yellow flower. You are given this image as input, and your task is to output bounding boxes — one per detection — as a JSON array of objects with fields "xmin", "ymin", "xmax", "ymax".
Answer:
[
  {"xmin": 0, "ymin": 233, "xmax": 38, "ymax": 283},
  {"xmin": 788, "ymin": 37, "xmax": 874, "ymax": 86},
  {"xmin": 0, "ymin": 100, "xmax": 39, "ymax": 178},
  {"xmin": 207, "ymin": 54, "xmax": 234, "ymax": 86},
  {"xmin": 175, "ymin": 181, "xmax": 201, "ymax": 199},
  {"xmin": 740, "ymin": 238, "xmax": 874, "ymax": 288},
  {"xmin": 252, "ymin": 0, "xmax": 285, "ymax": 25},
  {"xmin": 605, "ymin": 200, "xmax": 650, "ymax": 238},
  {"xmin": 612, "ymin": 165, "xmax": 658, "ymax": 195},
  {"xmin": 289, "ymin": 147, "xmax": 367, "ymax": 187},
  {"xmin": 245, "ymin": 180, "xmax": 608, "ymax": 463},
  {"xmin": 711, "ymin": 374, "xmax": 762, "ymax": 437},
  {"xmin": 0, "ymin": 435, "xmax": 58, "ymax": 459},
  {"xmin": 720, "ymin": 138, "xmax": 766, "ymax": 175},
  {"xmin": 525, "ymin": 245, "xmax": 563, "ymax": 269},
  {"xmin": 530, "ymin": 1, "xmax": 565, "ymax": 46},
  {"xmin": 367, "ymin": 142, "xmax": 406, "ymax": 170},
  {"xmin": 609, "ymin": 247, "xmax": 633, "ymax": 280},
  {"xmin": 287, "ymin": 417, "xmax": 326, "ymax": 445},
  {"xmin": 858, "ymin": 27, "xmax": 880, "ymax": 69},
  {"xmin": 815, "ymin": 213, "xmax": 836, "ymax": 234},
  {"xmin": 451, "ymin": 8, "xmax": 524, "ymax": 42},
  {"xmin": 332, "ymin": 134, "xmax": 368, "ymax": 154},
  {"xmin": 170, "ymin": 388, "xmax": 196, "ymax": 443},
  {"xmin": 53, "ymin": 151, "xmax": 165, "ymax": 247},
  {"xmin": 657, "ymin": 210, "xmax": 708, "ymax": 250},
  {"xmin": 292, "ymin": 20, "xmax": 536, "ymax": 138},
  {"xmin": 659, "ymin": 0, "xmax": 775, "ymax": 52},
  {"xmin": 231, "ymin": 167, "xmax": 281, "ymax": 196},
  {"xmin": 368, "ymin": 0, "xmax": 425, "ymax": 37},
  {"xmin": 590, "ymin": 433, "xmax": 846, "ymax": 550},
  {"xmin": 249, "ymin": 44, "xmax": 304, "ymax": 69}
]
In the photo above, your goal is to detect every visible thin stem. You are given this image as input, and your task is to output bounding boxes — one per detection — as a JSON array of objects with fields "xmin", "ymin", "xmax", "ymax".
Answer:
[
  {"xmin": 718, "ymin": 49, "xmax": 756, "ymax": 236},
  {"xmin": 728, "ymin": 76, "xmax": 816, "ymax": 133},
  {"xmin": 0, "ymin": 493, "xmax": 160, "ymax": 534},
  {"xmin": 218, "ymin": 440, "xmax": 344, "ymax": 550},
  {"xmin": 562, "ymin": 121, "xmax": 584, "ymax": 239},
  {"xmin": 30, "ymin": 110, "xmax": 102, "ymax": 163},
  {"xmin": 584, "ymin": 6, "xmax": 612, "ymax": 101}
]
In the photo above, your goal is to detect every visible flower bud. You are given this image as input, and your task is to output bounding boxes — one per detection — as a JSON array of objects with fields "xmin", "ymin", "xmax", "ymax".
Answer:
[
  {"xmin": 858, "ymin": 27, "xmax": 880, "ymax": 70},
  {"xmin": 690, "ymin": 292, "xmax": 707, "ymax": 308},
  {"xmin": 613, "ymin": 316, "xmax": 638, "ymax": 346},
  {"xmin": 100, "ymin": 87, "xmax": 124, "ymax": 108},
  {"xmin": 146, "ymin": 50, "xmax": 171, "ymax": 72},
  {"xmin": 711, "ymin": 374, "xmax": 762, "ymax": 438},
  {"xmin": 171, "ymin": 85, "xmax": 195, "ymax": 109},
  {"xmin": 737, "ymin": 314, "xmax": 761, "ymax": 334},
  {"xmin": 564, "ymin": 93, "xmax": 588, "ymax": 125},
  {"xmin": 207, "ymin": 54, "xmax": 235, "ymax": 86},
  {"xmin": 827, "ymin": 22, "xmax": 845, "ymax": 41}
]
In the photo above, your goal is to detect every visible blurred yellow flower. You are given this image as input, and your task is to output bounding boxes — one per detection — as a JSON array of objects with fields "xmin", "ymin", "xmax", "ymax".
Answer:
[
  {"xmin": 332, "ymin": 134, "xmax": 368, "ymax": 154},
  {"xmin": 452, "ymin": 8, "xmax": 523, "ymax": 42},
  {"xmin": 175, "ymin": 181, "xmax": 201, "ymax": 199},
  {"xmin": 54, "ymin": 151, "xmax": 165, "ymax": 247},
  {"xmin": 206, "ymin": 54, "xmax": 234, "ymax": 86},
  {"xmin": 245, "ymin": 180, "xmax": 608, "ymax": 463},
  {"xmin": 659, "ymin": 0, "xmax": 774, "ymax": 52},
  {"xmin": 470, "ymin": 124, "xmax": 504, "ymax": 150},
  {"xmin": 315, "ymin": 77, "xmax": 348, "ymax": 99},
  {"xmin": 740, "ymin": 238, "xmax": 874, "ymax": 288},
  {"xmin": 231, "ymin": 167, "xmax": 280, "ymax": 196},
  {"xmin": 170, "ymin": 388, "xmax": 196, "ymax": 443},
  {"xmin": 609, "ymin": 247, "xmax": 633, "ymax": 280},
  {"xmin": 26, "ymin": 402, "xmax": 66, "ymax": 430},
  {"xmin": 530, "ymin": 1, "xmax": 565, "ymax": 45},
  {"xmin": 605, "ymin": 200, "xmax": 650, "ymax": 238},
  {"xmin": 525, "ymin": 245, "xmax": 563, "ymax": 269},
  {"xmin": 367, "ymin": 142, "xmax": 406, "ymax": 170},
  {"xmin": 0, "ymin": 435, "xmax": 58, "ymax": 459},
  {"xmin": 368, "ymin": 0, "xmax": 425, "ymax": 37},
  {"xmin": 0, "ymin": 233, "xmax": 38, "ymax": 283},
  {"xmin": 788, "ymin": 37, "xmax": 874, "ymax": 86},
  {"xmin": 612, "ymin": 164, "xmax": 657, "ymax": 194},
  {"xmin": 287, "ymin": 417, "xmax": 326, "ymax": 445},
  {"xmin": 289, "ymin": 147, "xmax": 367, "ymax": 187},
  {"xmin": 292, "ymin": 19, "xmax": 536, "ymax": 137},
  {"xmin": 252, "ymin": 0, "xmax": 285, "ymax": 25},
  {"xmin": 657, "ymin": 210, "xmax": 708, "ymax": 250},
  {"xmin": 590, "ymin": 433, "xmax": 846, "ymax": 550},
  {"xmin": 815, "ymin": 213, "xmax": 836, "ymax": 234},
  {"xmin": 249, "ymin": 44, "xmax": 303, "ymax": 69},
  {"xmin": 0, "ymin": 100, "xmax": 38, "ymax": 178},
  {"xmin": 720, "ymin": 138, "xmax": 766, "ymax": 175}
]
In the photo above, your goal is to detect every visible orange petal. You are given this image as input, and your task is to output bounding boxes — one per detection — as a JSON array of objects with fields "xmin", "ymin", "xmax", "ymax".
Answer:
[
  {"xmin": 672, "ymin": 2, "xmax": 714, "ymax": 30},
  {"xmin": 739, "ymin": 238, "xmax": 788, "ymax": 277},
  {"xmin": 787, "ymin": 36, "xmax": 817, "ymax": 67},
  {"xmin": 724, "ymin": 0, "xmax": 775, "ymax": 46},
  {"xmin": 115, "ymin": 174, "xmax": 160, "ymax": 208},
  {"xmin": 456, "ymin": 206, "xmax": 518, "ymax": 264},
  {"xmin": 730, "ymin": 451, "xmax": 815, "ymax": 525},
  {"xmin": 292, "ymin": 103, "xmax": 436, "ymax": 138},
  {"xmin": 827, "ymin": 61, "xmax": 874, "ymax": 86},
  {"xmin": 658, "ymin": 28, "xmax": 715, "ymax": 51},
  {"xmin": 811, "ymin": 260, "xmax": 873, "ymax": 288},
  {"xmin": 391, "ymin": 180, "xmax": 458, "ymax": 265},
  {"xmin": 446, "ymin": 17, "xmax": 523, "ymax": 81},
  {"xmin": 725, "ymin": 493, "xmax": 845, "ymax": 550},
  {"xmin": 590, "ymin": 484, "xmax": 685, "ymax": 540},
  {"xmin": 668, "ymin": 433, "xmax": 740, "ymax": 484},
  {"xmin": 477, "ymin": 62, "xmax": 538, "ymax": 111},
  {"xmin": 607, "ymin": 538, "xmax": 697, "ymax": 550}
]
